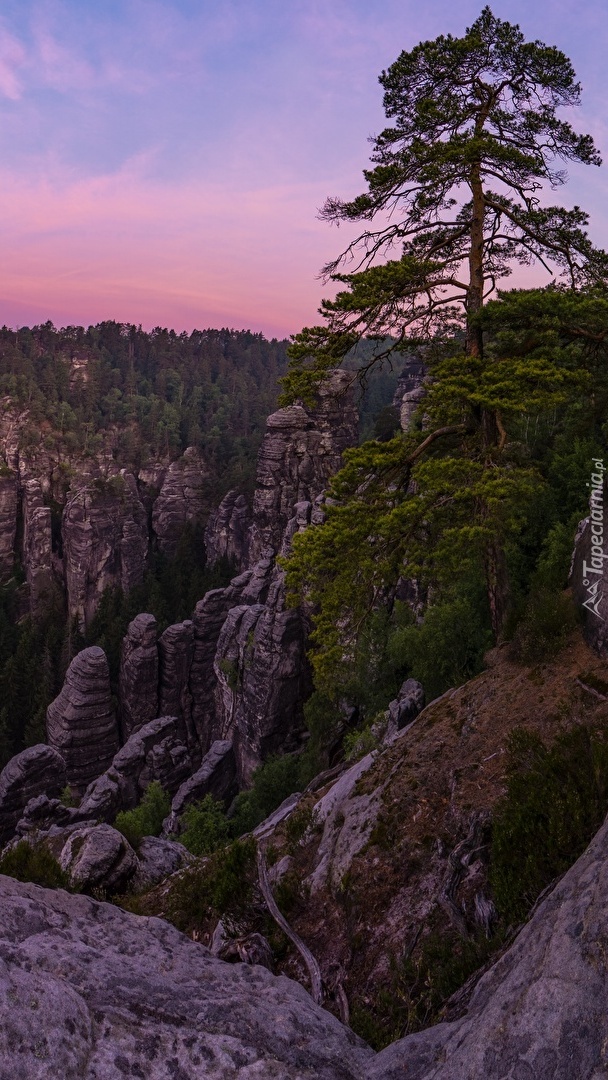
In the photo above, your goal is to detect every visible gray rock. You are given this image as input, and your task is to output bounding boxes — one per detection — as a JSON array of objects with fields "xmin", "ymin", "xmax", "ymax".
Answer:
[
  {"xmin": 151, "ymin": 445, "xmax": 208, "ymax": 557},
  {"xmin": 130, "ymin": 835, "xmax": 191, "ymax": 891},
  {"xmin": 392, "ymin": 351, "xmax": 428, "ymax": 432},
  {"xmin": 79, "ymin": 715, "xmax": 192, "ymax": 823},
  {"xmin": 0, "ymin": 875, "xmax": 372, "ymax": 1078},
  {"xmin": 386, "ymin": 678, "xmax": 425, "ymax": 739},
  {"xmin": 0, "ymin": 745, "xmax": 67, "ymax": 847},
  {"xmin": 308, "ymin": 752, "xmax": 381, "ymax": 893},
  {"xmin": 165, "ymin": 740, "xmax": 236, "ymax": 834},
  {"xmin": 158, "ymin": 620, "xmax": 195, "ymax": 747},
  {"xmin": 59, "ymin": 823, "xmax": 138, "ymax": 892},
  {"xmin": 46, "ymin": 646, "xmax": 119, "ymax": 794},
  {"xmin": 119, "ymin": 612, "xmax": 159, "ymax": 739},
  {"xmin": 21, "ymin": 478, "xmax": 53, "ymax": 613},
  {"xmin": 62, "ymin": 472, "xmax": 148, "ymax": 630},
  {"xmin": 0, "ymin": 470, "xmax": 17, "ymax": 579},
  {"xmin": 205, "ymin": 489, "xmax": 251, "ymax": 569}
]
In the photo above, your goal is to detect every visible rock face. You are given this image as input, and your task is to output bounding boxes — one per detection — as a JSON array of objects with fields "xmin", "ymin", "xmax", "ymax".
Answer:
[
  {"xmin": 63, "ymin": 473, "xmax": 148, "ymax": 630},
  {"xmin": 392, "ymin": 351, "xmax": 428, "ymax": 432},
  {"xmin": 119, "ymin": 613, "xmax": 159, "ymax": 740},
  {"xmin": 165, "ymin": 739, "xmax": 236, "ymax": 834},
  {"xmin": 205, "ymin": 489, "xmax": 251, "ymax": 570},
  {"xmin": 46, "ymin": 647, "xmax": 119, "ymax": 793},
  {"xmin": 59, "ymin": 823, "xmax": 138, "ymax": 893},
  {"xmin": 130, "ymin": 835, "xmax": 191, "ymax": 891},
  {"xmin": 0, "ymin": 745, "xmax": 67, "ymax": 847},
  {"xmin": 21, "ymin": 479, "xmax": 53, "ymax": 612},
  {"xmin": 369, "ymin": 807, "xmax": 608, "ymax": 1079},
  {"xmin": 158, "ymin": 620, "xmax": 195, "ymax": 748},
  {"xmin": 0, "ymin": 470, "xmax": 18, "ymax": 579},
  {"xmin": 151, "ymin": 446, "xmax": 208, "ymax": 557},
  {"xmin": 78, "ymin": 715, "xmax": 192, "ymax": 824},
  {"xmin": 0, "ymin": 875, "xmax": 372, "ymax": 1079},
  {"xmin": 385, "ymin": 678, "xmax": 425, "ymax": 740}
]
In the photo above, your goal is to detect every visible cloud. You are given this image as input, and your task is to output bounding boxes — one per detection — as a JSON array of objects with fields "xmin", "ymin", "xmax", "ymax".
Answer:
[{"xmin": 0, "ymin": 22, "xmax": 25, "ymax": 100}]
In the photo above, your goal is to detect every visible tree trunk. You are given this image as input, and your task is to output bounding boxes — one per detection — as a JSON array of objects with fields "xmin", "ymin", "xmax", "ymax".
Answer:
[
  {"xmin": 485, "ymin": 539, "xmax": 509, "ymax": 641},
  {"xmin": 466, "ymin": 161, "xmax": 485, "ymax": 358}
]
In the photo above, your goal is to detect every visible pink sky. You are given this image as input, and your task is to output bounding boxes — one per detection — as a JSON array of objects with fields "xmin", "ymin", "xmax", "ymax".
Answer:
[{"xmin": 1, "ymin": 1, "xmax": 607, "ymax": 338}]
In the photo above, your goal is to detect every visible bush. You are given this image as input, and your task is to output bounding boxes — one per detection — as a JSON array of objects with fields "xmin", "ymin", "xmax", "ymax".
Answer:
[
  {"xmin": 114, "ymin": 781, "xmax": 170, "ymax": 849},
  {"xmin": 0, "ymin": 840, "xmax": 71, "ymax": 889},
  {"xmin": 165, "ymin": 837, "xmax": 257, "ymax": 931},
  {"xmin": 229, "ymin": 754, "xmax": 307, "ymax": 837},
  {"xmin": 343, "ymin": 724, "xmax": 380, "ymax": 762},
  {"xmin": 510, "ymin": 588, "xmax": 578, "ymax": 664},
  {"xmin": 490, "ymin": 726, "xmax": 608, "ymax": 923},
  {"xmin": 179, "ymin": 795, "xmax": 231, "ymax": 856}
]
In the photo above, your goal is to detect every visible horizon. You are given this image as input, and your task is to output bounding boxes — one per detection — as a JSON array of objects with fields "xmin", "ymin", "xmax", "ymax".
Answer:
[{"xmin": 1, "ymin": 0, "xmax": 607, "ymax": 339}]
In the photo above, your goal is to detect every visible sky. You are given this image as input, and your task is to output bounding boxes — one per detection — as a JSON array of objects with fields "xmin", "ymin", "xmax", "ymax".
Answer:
[{"xmin": 0, "ymin": 0, "xmax": 607, "ymax": 339}]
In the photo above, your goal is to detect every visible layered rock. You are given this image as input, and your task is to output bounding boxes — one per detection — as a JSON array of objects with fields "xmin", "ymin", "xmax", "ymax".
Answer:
[
  {"xmin": 0, "ymin": 470, "xmax": 18, "ymax": 579},
  {"xmin": 392, "ymin": 351, "xmax": 428, "ymax": 432},
  {"xmin": 78, "ymin": 715, "xmax": 192, "ymax": 823},
  {"xmin": 0, "ymin": 744, "xmax": 67, "ymax": 847},
  {"xmin": 63, "ymin": 472, "xmax": 148, "ymax": 630},
  {"xmin": 158, "ymin": 620, "xmax": 195, "ymax": 747},
  {"xmin": 46, "ymin": 647, "xmax": 119, "ymax": 793},
  {"xmin": 21, "ymin": 478, "xmax": 53, "ymax": 612},
  {"xmin": 151, "ymin": 445, "xmax": 208, "ymax": 557},
  {"xmin": 204, "ymin": 489, "xmax": 251, "ymax": 569},
  {"xmin": 0, "ymin": 875, "xmax": 372, "ymax": 1079},
  {"xmin": 247, "ymin": 370, "xmax": 358, "ymax": 565},
  {"xmin": 119, "ymin": 612, "xmax": 159, "ymax": 740},
  {"xmin": 165, "ymin": 739, "xmax": 236, "ymax": 834}
]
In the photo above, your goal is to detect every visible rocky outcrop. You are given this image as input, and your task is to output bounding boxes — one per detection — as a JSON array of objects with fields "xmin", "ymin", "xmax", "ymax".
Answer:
[
  {"xmin": 21, "ymin": 478, "xmax": 53, "ymax": 611},
  {"xmin": 59, "ymin": 823, "xmax": 138, "ymax": 893},
  {"xmin": 0, "ymin": 744, "xmax": 67, "ymax": 847},
  {"xmin": 385, "ymin": 678, "xmax": 425, "ymax": 740},
  {"xmin": 0, "ymin": 470, "xmax": 17, "ymax": 579},
  {"xmin": 119, "ymin": 612, "xmax": 159, "ymax": 739},
  {"xmin": 46, "ymin": 647, "xmax": 119, "ymax": 793},
  {"xmin": 78, "ymin": 715, "xmax": 192, "ymax": 823},
  {"xmin": 158, "ymin": 620, "xmax": 195, "ymax": 747},
  {"xmin": 165, "ymin": 740, "xmax": 236, "ymax": 834},
  {"xmin": 62, "ymin": 472, "xmax": 148, "ymax": 630},
  {"xmin": 0, "ymin": 875, "xmax": 372, "ymax": 1079},
  {"xmin": 392, "ymin": 351, "xmax": 427, "ymax": 432},
  {"xmin": 248, "ymin": 370, "xmax": 358, "ymax": 565},
  {"xmin": 369, "ymin": 805, "xmax": 608, "ymax": 1079},
  {"xmin": 205, "ymin": 489, "xmax": 251, "ymax": 569},
  {"xmin": 151, "ymin": 445, "xmax": 208, "ymax": 557},
  {"xmin": 130, "ymin": 835, "xmax": 191, "ymax": 890}
]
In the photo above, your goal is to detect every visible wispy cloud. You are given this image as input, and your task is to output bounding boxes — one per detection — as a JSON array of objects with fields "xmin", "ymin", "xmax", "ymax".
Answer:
[{"xmin": 0, "ymin": 21, "xmax": 25, "ymax": 100}]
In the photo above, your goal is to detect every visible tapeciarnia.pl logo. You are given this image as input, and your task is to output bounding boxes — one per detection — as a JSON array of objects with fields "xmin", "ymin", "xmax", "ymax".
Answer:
[{"xmin": 582, "ymin": 458, "xmax": 606, "ymax": 620}]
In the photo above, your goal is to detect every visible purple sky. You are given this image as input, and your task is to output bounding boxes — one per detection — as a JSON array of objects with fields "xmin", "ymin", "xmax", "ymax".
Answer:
[{"xmin": 0, "ymin": 1, "xmax": 607, "ymax": 338}]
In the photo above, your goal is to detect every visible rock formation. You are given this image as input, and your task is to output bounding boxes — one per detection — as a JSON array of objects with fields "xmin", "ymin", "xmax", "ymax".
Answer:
[
  {"xmin": 0, "ymin": 875, "xmax": 372, "ymax": 1079},
  {"xmin": 0, "ymin": 470, "xmax": 17, "ymax": 579},
  {"xmin": 46, "ymin": 647, "xmax": 119, "ymax": 793},
  {"xmin": 119, "ymin": 613, "xmax": 159, "ymax": 739},
  {"xmin": 151, "ymin": 445, "xmax": 208, "ymax": 557},
  {"xmin": 0, "ymin": 744, "xmax": 67, "ymax": 847},
  {"xmin": 59, "ymin": 823, "xmax": 138, "ymax": 893},
  {"xmin": 158, "ymin": 620, "xmax": 195, "ymax": 747},
  {"xmin": 164, "ymin": 739, "xmax": 236, "ymax": 835},
  {"xmin": 77, "ymin": 715, "xmax": 192, "ymax": 823},
  {"xmin": 62, "ymin": 472, "xmax": 148, "ymax": 630},
  {"xmin": 21, "ymin": 478, "xmax": 53, "ymax": 612},
  {"xmin": 204, "ymin": 489, "xmax": 251, "ymax": 569},
  {"xmin": 392, "ymin": 350, "xmax": 428, "ymax": 432}
]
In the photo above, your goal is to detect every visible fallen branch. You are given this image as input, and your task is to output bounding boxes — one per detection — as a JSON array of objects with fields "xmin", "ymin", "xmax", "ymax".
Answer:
[{"xmin": 256, "ymin": 847, "xmax": 323, "ymax": 1005}]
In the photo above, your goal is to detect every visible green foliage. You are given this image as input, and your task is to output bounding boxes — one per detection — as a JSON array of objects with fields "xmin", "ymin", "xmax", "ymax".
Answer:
[
  {"xmin": 510, "ymin": 589, "xmax": 579, "ymax": 664},
  {"xmin": 230, "ymin": 754, "xmax": 310, "ymax": 837},
  {"xmin": 179, "ymin": 795, "xmax": 232, "ymax": 857},
  {"xmin": 350, "ymin": 929, "xmax": 502, "ymax": 1050},
  {"xmin": 490, "ymin": 726, "xmax": 608, "ymax": 923},
  {"xmin": 343, "ymin": 725, "xmax": 380, "ymax": 762},
  {"xmin": 114, "ymin": 782, "xmax": 170, "ymax": 849},
  {"xmin": 165, "ymin": 837, "xmax": 256, "ymax": 931},
  {"xmin": 0, "ymin": 840, "xmax": 71, "ymax": 890}
]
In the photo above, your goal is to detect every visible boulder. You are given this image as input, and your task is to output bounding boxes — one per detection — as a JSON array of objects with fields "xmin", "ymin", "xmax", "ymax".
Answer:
[
  {"xmin": 0, "ymin": 875, "xmax": 372, "ymax": 1078},
  {"xmin": 0, "ymin": 745, "xmax": 67, "ymax": 847},
  {"xmin": 119, "ymin": 612, "xmax": 159, "ymax": 739},
  {"xmin": 130, "ymin": 835, "xmax": 191, "ymax": 891},
  {"xmin": 59, "ymin": 823, "xmax": 138, "ymax": 893},
  {"xmin": 386, "ymin": 678, "xmax": 425, "ymax": 739},
  {"xmin": 46, "ymin": 646, "xmax": 119, "ymax": 794}
]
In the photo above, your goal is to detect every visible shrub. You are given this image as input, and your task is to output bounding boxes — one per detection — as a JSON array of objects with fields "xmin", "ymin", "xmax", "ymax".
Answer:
[
  {"xmin": 229, "ymin": 754, "xmax": 305, "ymax": 837},
  {"xmin": 165, "ymin": 837, "xmax": 257, "ymax": 931},
  {"xmin": 0, "ymin": 840, "xmax": 71, "ymax": 889},
  {"xmin": 343, "ymin": 725, "xmax": 380, "ymax": 762},
  {"xmin": 510, "ymin": 588, "xmax": 578, "ymax": 664},
  {"xmin": 179, "ymin": 795, "xmax": 231, "ymax": 856},
  {"xmin": 114, "ymin": 781, "xmax": 170, "ymax": 849},
  {"xmin": 490, "ymin": 726, "xmax": 608, "ymax": 923}
]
